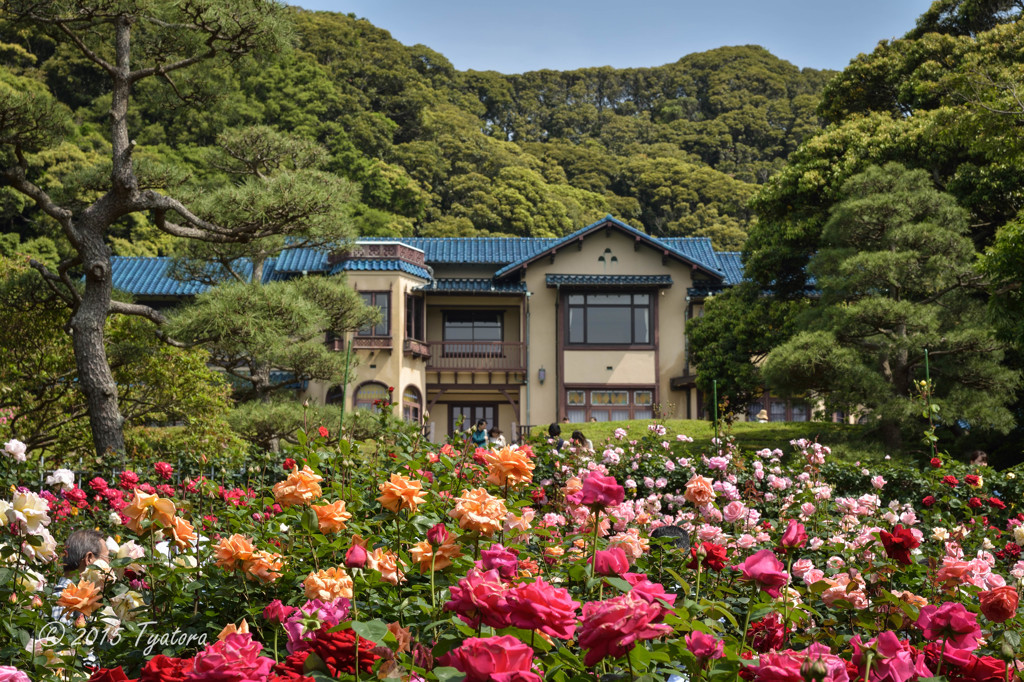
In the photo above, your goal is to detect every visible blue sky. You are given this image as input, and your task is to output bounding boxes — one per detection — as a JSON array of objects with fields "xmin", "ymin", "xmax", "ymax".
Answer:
[{"xmin": 291, "ymin": 1, "xmax": 935, "ymax": 73}]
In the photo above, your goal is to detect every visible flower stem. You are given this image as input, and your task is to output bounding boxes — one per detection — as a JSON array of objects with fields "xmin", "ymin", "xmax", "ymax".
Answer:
[
  {"xmin": 739, "ymin": 596, "xmax": 754, "ymax": 654},
  {"xmin": 626, "ymin": 648, "xmax": 635, "ymax": 682}
]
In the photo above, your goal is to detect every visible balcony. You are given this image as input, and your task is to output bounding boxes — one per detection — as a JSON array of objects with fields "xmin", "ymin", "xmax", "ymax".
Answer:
[{"xmin": 426, "ymin": 341, "xmax": 525, "ymax": 371}]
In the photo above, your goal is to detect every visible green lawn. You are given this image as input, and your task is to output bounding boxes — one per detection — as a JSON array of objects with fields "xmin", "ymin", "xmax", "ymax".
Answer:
[{"xmin": 553, "ymin": 419, "xmax": 894, "ymax": 462}]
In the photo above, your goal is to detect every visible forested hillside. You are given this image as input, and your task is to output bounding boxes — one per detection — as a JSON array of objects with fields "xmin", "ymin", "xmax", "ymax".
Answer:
[{"xmin": 0, "ymin": 7, "xmax": 831, "ymax": 262}]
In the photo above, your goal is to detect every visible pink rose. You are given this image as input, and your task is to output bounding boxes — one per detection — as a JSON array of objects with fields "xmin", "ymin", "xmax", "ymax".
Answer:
[
  {"xmin": 507, "ymin": 579, "xmax": 580, "ymax": 639},
  {"xmin": 187, "ymin": 633, "xmax": 274, "ymax": 682},
  {"xmin": 479, "ymin": 544, "xmax": 519, "ymax": 580},
  {"xmin": 780, "ymin": 519, "xmax": 807, "ymax": 549},
  {"xmin": 791, "ymin": 559, "xmax": 814, "ymax": 580},
  {"xmin": 746, "ymin": 643, "xmax": 849, "ymax": 682},
  {"xmin": 439, "ymin": 635, "xmax": 540, "ymax": 682},
  {"xmin": 684, "ymin": 631, "xmax": 724, "ymax": 663},
  {"xmin": 262, "ymin": 599, "xmax": 296, "ymax": 625},
  {"xmin": 0, "ymin": 667, "xmax": 31, "ymax": 682},
  {"xmin": 737, "ymin": 549, "xmax": 789, "ymax": 598},
  {"xmin": 578, "ymin": 592, "xmax": 672, "ymax": 666},
  {"xmin": 916, "ymin": 602, "xmax": 981, "ymax": 651},
  {"xmin": 723, "ymin": 501, "xmax": 748, "ymax": 523},
  {"xmin": 344, "ymin": 544, "xmax": 367, "ymax": 569},
  {"xmin": 444, "ymin": 569, "xmax": 511, "ymax": 629},
  {"xmin": 591, "ymin": 547, "xmax": 629, "ymax": 577},
  {"xmin": 851, "ymin": 632, "xmax": 932, "ymax": 682},
  {"xmin": 803, "ymin": 568, "xmax": 825, "ymax": 585},
  {"xmin": 580, "ymin": 472, "xmax": 624, "ymax": 509}
]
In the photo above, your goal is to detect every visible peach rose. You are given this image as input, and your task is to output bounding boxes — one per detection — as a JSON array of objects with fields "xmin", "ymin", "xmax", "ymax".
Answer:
[
  {"xmin": 684, "ymin": 475, "xmax": 716, "ymax": 506},
  {"xmin": 377, "ymin": 474, "xmax": 428, "ymax": 514},
  {"xmin": 214, "ymin": 534, "xmax": 255, "ymax": 571},
  {"xmin": 483, "ymin": 446, "xmax": 535, "ymax": 487},
  {"xmin": 217, "ymin": 619, "xmax": 249, "ymax": 642},
  {"xmin": 449, "ymin": 488, "xmax": 508, "ymax": 535},
  {"xmin": 313, "ymin": 500, "xmax": 352, "ymax": 533},
  {"xmin": 979, "ymin": 585, "xmax": 1019, "ymax": 623},
  {"xmin": 304, "ymin": 567, "xmax": 353, "ymax": 601},
  {"xmin": 244, "ymin": 550, "xmax": 284, "ymax": 584},
  {"xmin": 608, "ymin": 528, "xmax": 650, "ymax": 560},
  {"xmin": 169, "ymin": 516, "xmax": 197, "ymax": 550},
  {"xmin": 368, "ymin": 548, "xmax": 407, "ymax": 585},
  {"xmin": 273, "ymin": 466, "xmax": 323, "ymax": 507},
  {"xmin": 123, "ymin": 491, "xmax": 176, "ymax": 534},
  {"xmin": 410, "ymin": 537, "xmax": 462, "ymax": 572},
  {"xmin": 57, "ymin": 579, "xmax": 102, "ymax": 617}
]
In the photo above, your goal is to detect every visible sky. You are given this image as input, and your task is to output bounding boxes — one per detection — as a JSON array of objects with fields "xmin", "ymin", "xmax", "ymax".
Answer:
[{"xmin": 290, "ymin": 1, "xmax": 937, "ymax": 74}]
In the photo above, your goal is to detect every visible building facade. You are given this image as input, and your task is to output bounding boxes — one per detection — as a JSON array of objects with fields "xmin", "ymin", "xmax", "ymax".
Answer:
[{"xmin": 112, "ymin": 216, "xmax": 746, "ymax": 439}]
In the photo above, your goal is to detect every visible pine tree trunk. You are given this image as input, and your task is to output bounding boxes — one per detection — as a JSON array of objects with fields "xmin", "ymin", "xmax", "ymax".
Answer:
[{"xmin": 71, "ymin": 239, "xmax": 125, "ymax": 456}]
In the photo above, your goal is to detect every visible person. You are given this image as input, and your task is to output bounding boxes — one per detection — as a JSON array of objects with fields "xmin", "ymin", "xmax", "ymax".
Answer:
[
  {"xmin": 756, "ymin": 409, "xmax": 769, "ymax": 423},
  {"xmin": 52, "ymin": 529, "xmax": 110, "ymax": 622},
  {"xmin": 488, "ymin": 428, "xmax": 506, "ymax": 448},
  {"xmin": 969, "ymin": 450, "xmax": 988, "ymax": 466},
  {"xmin": 470, "ymin": 420, "xmax": 488, "ymax": 449},
  {"xmin": 571, "ymin": 430, "xmax": 593, "ymax": 451},
  {"xmin": 548, "ymin": 423, "xmax": 566, "ymax": 451},
  {"xmin": 560, "ymin": 416, "xmax": 570, "ymax": 424}
]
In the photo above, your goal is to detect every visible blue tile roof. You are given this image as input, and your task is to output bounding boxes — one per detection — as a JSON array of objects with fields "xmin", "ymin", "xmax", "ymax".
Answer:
[
  {"xmin": 546, "ymin": 274, "xmax": 673, "ymax": 287},
  {"xmin": 110, "ymin": 257, "xmax": 279, "ymax": 296},
  {"xmin": 715, "ymin": 252, "xmax": 745, "ymax": 285},
  {"xmin": 329, "ymin": 259, "xmax": 432, "ymax": 280},
  {"xmin": 417, "ymin": 278, "xmax": 527, "ymax": 294},
  {"xmin": 660, "ymin": 237, "xmax": 724, "ymax": 275},
  {"xmin": 274, "ymin": 247, "xmax": 330, "ymax": 273},
  {"xmin": 493, "ymin": 216, "xmax": 725, "ymax": 280},
  {"xmin": 357, "ymin": 237, "xmax": 558, "ymax": 264}
]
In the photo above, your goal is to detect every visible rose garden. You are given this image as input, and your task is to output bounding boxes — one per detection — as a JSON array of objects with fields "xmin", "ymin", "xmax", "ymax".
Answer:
[{"xmin": 1, "ymin": 404, "xmax": 1022, "ymax": 682}]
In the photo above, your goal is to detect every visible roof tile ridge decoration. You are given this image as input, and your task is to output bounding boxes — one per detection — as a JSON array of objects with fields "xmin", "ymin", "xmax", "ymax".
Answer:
[{"xmin": 492, "ymin": 215, "xmax": 725, "ymax": 280}]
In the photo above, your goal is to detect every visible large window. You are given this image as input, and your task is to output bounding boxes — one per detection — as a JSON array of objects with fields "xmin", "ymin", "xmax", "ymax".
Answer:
[
  {"xmin": 405, "ymin": 295, "xmax": 424, "ymax": 341},
  {"xmin": 358, "ymin": 292, "xmax": 389, "ymax": 337},
  {"xmin": 443, "ymin": 310, "xmax": 503, "ymax": 355},
  {"xmin": 567, "ymin": 293, "xmax": 651, "ymax": 346},
  {"xmin": 403, "ymin": 386, "xmax": 422, "ymax": 422},
  {"xmin": 354, "ymin": 382, "xmax": 389, "ymax": 411},
  {"xmin": 566, "ymin": 387, "xmax": 655, "ymax": 422}
]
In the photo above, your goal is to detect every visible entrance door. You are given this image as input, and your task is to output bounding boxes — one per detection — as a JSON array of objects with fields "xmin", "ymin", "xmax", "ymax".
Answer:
[{"xmin": 449, "ymin": 403, "xmax": 497, "ymax": 435}]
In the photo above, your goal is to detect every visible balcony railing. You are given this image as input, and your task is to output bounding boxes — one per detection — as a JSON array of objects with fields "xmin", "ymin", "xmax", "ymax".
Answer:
[{"xmin": 426, "ymin": 341, "xmax": 525, "ymax": 371}]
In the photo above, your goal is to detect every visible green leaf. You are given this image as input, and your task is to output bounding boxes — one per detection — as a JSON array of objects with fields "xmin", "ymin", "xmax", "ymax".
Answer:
[
  {"xmin": 351, "ymin": 619, "xmax": 389, "ymax": 644},
  {"xmin": 604, "ymin": 576, "xmax": 633, "ymax": 593},
  {"xmin": 433, "ymin": 666, "xmax": 466, "ymax": 682}
]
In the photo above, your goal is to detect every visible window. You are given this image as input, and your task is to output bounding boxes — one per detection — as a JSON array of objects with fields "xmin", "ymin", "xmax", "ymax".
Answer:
[
  {"xmin": 791, "ymin": 404, "xmax": 808, "ymax": 422},
  {"xmin": 770, "ymin": 401, "xmax": 787, "ymax": 422},
  {"xmin": 403, "ymin": 386, "xmax": 422, "ymax": 422},
  {"xmin": 747, "ymin": 402, "xmax": 764, "ymax": 421},
  {"xmin": 405, "ymin": 295, "xmax": 424, "ymax": 341},
  {"xmin": 358, "ymin": 292, "xmax": 389, "ymax": 337},
  {"xmin": 449, "ymin": 403, "xmax": 496, "ymax": 435},
  {"xmin": 565, "ymin": 387, "xmax": 655, "ymax": 422},
  {"xmin": 567, "ymin": 293, "xmax": 652, "ymax": 345},
  {"xmin": 354, "ymin": 382, "xmax": 389, "ymax": 411},
  {"xmin": 443, "ymin": 311, "xmax": 503, "ymax": 355}
]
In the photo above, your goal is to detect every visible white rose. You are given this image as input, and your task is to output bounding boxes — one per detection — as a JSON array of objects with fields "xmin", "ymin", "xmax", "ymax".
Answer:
[
  {"xmin": 932, "ymin": 528, "xmax": 950, "ymax": 542},
  {"xmin": 1014, "ymin": 526, "xmax": 1024, "ymax": 543},
  {"xmin": 110, "ymin": 590, "xmax": 145, "ymax": 621},
  {"xmin": 6, "ymin": 490, "xmax": 50, "ymax": 534},
  {"xmin": 108, "ymin": 511, "xmax": 123, "ymax": 526},
  {"xmin": 45, "ymin": 469, "xmax": 76, "ymax": 491},
  {"xmin": 15, "ymin": 568, "xmax": 46, "ymax": 593},
  {"xmin": 82, "ymin": 558, "xmax": 114, "ymax": 585},
  {"xmin": 22, "ymin": 527, "xmax": 58, "ymax": 563},
  {"xmin": 97, "ymin": 606, "xmax": 121, "ymax": 640},
  {"xmin": 3, "ymin": 439, "xmax": 27, "ymax": 462},
  {"xmin": 114, "ymin": 540, "xmax": 146, "ymax": 576}
]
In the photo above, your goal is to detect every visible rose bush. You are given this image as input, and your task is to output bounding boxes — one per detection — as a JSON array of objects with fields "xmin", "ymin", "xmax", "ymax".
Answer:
[{"xmin": 0, "ymin": 422, "xmax": 1020, "ymax": 681}]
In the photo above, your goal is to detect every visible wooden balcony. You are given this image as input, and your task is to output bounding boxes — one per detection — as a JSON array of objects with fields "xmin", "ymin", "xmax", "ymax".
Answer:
[{"xmin": 426, "ymin": 341, "xmax": 525, "ymax": 371}]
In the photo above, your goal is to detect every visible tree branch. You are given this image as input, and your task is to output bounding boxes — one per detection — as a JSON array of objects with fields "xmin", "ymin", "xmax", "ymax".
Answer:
[
  {"xmin": 54, "ymin": 19, "xmax": 117, "ymax": 75},
  {"xmin": 1, "ymin": 164, "xmax": 81, "ymax": 247},
  {"xmin": 29, "ymin": 259, "xmax": 79, "ymax": 309},
  {"xmin": 107, "ymin": 299, "xmax": 168, "ymax": 325}
]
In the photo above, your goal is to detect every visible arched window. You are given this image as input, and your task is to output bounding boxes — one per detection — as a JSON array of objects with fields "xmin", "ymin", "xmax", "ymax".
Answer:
[
  {"xmin": 353, "ymin": 382, "xmax": 389, "ymax": 411},
  {"xmin": 403, "ymin": 385, "xmax": 422, "ymax": 422},
  {"xmin": 325, "ymin": 386, "xmax": 345, "ymax": 405}
]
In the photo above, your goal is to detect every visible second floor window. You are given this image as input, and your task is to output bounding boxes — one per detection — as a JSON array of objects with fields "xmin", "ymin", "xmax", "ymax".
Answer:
[
  {"xmin": 406, "ymin": 295, "xmax": 424, "ymax": 341},
  {"xmin": 567, "ymin": 293, "xmax": 652, "ymax": 346},
  {"xmin": 358, "ymin": 292, "xmax": 389, "ymax": 337},
  {"xmin": 443, "ymin": 310, "xmax": 503, "ymax": 355}
]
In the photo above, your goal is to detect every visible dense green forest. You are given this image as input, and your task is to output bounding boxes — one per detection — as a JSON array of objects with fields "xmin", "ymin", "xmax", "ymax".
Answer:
[{"xmin": 0, "ymin": 7, "xmax": 831, "ymax": 260}]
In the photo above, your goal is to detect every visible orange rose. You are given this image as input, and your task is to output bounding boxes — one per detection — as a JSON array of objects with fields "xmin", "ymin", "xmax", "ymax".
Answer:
[
  {"xmin": 304, "ymin": 567, "xmax": 353, "ymax": 600},
  {"xmin": 217, "ymin": 619, "xmax": 249, "ymax": 641},
  {"xmin": 377, "ymin": 474, "xmax": 428, "ymax": 514},
  {"xmin": 244, "ymin": 550, "xmax": 284, "ymax": 584},
  {"xmin": 169, "ymin": 516, "xmax": 197, "ymax": 550},
  {"xmin": 683, "ymin": 475, "xmax": 716, "ymax": 506},
  {"xmin": 448, "ymin": 488, "xmax": 508, "ymax": 535},
  {"xmin": 273, "ymin": 466, "xmax": 323, "ymax": 507},
  {"xmin": 57, "ymin": 578, "xmax": 102, "ymax": 617},
  {"xmin": 979, "ymin": 585, "xmax": 1019, "ymax": 623},
  {"xmin": 387, "ymin": 622, "xmax": 412, "ymax": 654},
  {"xmin": 410, "ymin": 537, "xmax": 462, "ymax": 572},
  {"xmin": 483, "ymin": 445, "xmax": 535, "ymax": 487},
  {"xmin": 213, "ymin": 534, "xmax": 255, "ymax": 571},
  {"xmin": 123, "ymin": 491, "xmax": 177, "ymax": 533},
  {"xmin": 313, "ymin": 500, "xmax": 352, "ymax": 533},
  {"xmin": 367, "ymin": 548, "xmax": 407, "ymax": 585}
]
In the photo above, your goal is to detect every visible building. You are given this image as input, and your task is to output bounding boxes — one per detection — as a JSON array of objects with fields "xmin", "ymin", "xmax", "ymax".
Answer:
[{"xmin": 112, "ymin": 215, "xmax": 746, "ymax": 439}]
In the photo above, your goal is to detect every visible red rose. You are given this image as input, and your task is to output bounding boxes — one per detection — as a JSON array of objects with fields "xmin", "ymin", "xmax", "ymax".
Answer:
[
  {"xmin": 344, "ymin": 543, "xmax": 368, "ymax": 569},
  {"xmin": 747, "ymin": 611, "xmax": 787, "ymax": 653},
  {"xmin": 317, "ymin": 426, "xmax": 329, "ymax": 439},
  {"xmin": 139, "ymin": 655, "xmax": 194, "ymax": 682},
  {"xmin": 930, "ymin": 457, "xmax": 942, "ymax": 468},
  {"xmin": 688, "ymin": 542, "xmax": 728, "ymax": 572},
  {"xmin": 579, "ymin": 471, "xmax": 624, "ymax": 509},
  {"xmin": 922, "ymin": 495, "xmax": 936, "ymax": 507},
  {"xmin": 590, "ymin": 547, "xmax": 629, "ymax": 577},
  {"xmin": 282, "ymin": 458, "xmax": 296, "ymax": 471},
  {"xmin": 88, "ymin": 668, "xmax": 132, "ymax": 682},
  {"xmin": 879, "ymin": 525, "xmax": 921, "ymax": 565},
  {"xmin": 307, "ymin": 627, "xmax": 379, "ymax": 676},
  {"xmin": 965, "ymin": 474, "xmax": 980, "ymax": 487},
  {"xmin": 961, "ymin": 654, "xmax": 1011, "ymax": 682},
  {"xmin": 440, "ymin": 635, "xmax": 540, "ymax": 682},
  {"xmin": 968, "ymin": 497, "xmax": 983, "ymax": 509},
  {"xmin": 942, "ymin": 475, "xmax": 959, "ymax": 488},
  {"xmin": 988, "ymin": 497, "xmax": 1006, "ymax": 509},
  {"xmin": 978, "ymin": 586, "xmax": 1018, "ymax": 623}
]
